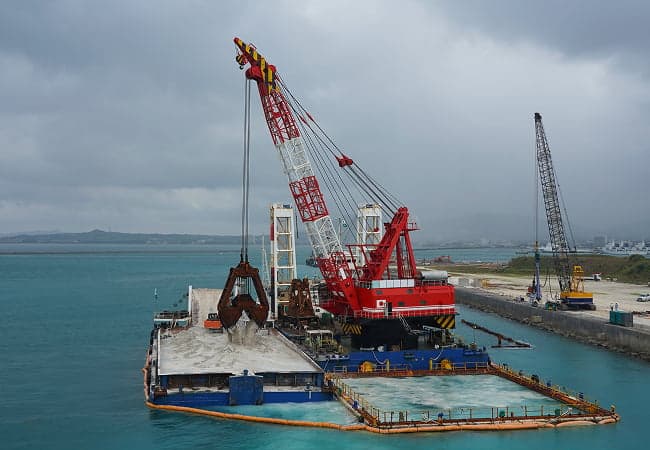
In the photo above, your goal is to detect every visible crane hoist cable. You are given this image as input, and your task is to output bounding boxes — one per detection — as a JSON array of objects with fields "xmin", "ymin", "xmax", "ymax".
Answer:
[
  {"xmin": 557, "ymin": 181, "xmax": 578, "ymax": 252},
  {"xmin": 292, "ymin": 103, "xmax": 359, "ymax": 241},
  {"xmin": 279, "ymin": 78, "xmax": 404, "ymax": 215},
  {"xmin": 534, "ymin": 131, "xmax": 539, "ymax": 250},
  {"xmin": 216, "ymin": 76, "xmax": 270, "ymax": 330},
  {"xmin": 240, "ymin": 78, "xmax": 252, "ymax": 264},
  {"xmin": 282, "ymin": 81, "xmax": 371, "ymax": 242},
  {"xmin": 281, "ymin": 77, "xmax": 403, "ymax": 205},
  {"xmin": 277, "ymin": 76, "xmax": 402, "ymax": 209}
]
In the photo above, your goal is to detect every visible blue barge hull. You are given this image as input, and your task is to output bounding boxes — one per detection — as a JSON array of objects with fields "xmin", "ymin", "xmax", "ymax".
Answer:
[
  {"xmin": 151, "ymin": 390, "xmax": 333, "ymax": 407},
  {"xmin": 148, "ymin": 348, "xmax": 489, "ymax": 408},
  {"xmin": 317, "ymin": 347, "xmax": 490, "ymax": 372}
]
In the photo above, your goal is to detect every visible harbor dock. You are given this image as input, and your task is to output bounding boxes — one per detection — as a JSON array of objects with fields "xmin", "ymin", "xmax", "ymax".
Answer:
[{"xmin": 455, "ymin": 286, "xmax": 650, "ymax": 360}]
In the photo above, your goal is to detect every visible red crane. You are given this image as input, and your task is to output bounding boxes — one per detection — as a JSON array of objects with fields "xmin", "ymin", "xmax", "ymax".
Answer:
[{"xmin": 233, "ymin": 38, "xmax": 455, "ymax": 349}]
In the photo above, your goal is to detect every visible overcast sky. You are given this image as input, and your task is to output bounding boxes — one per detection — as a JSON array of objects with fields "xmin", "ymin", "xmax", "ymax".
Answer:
[{"xmin": 1, "ymin": 1, "xmax": 649, "ymax": 242}]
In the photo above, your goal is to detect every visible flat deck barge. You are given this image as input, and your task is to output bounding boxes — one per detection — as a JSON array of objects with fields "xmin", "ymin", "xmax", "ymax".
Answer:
[
  {"xmin": 144, "ymin": 288, "xmax": 329, "ymax": 406},
  {"xmin": 143, "ymin": 287, "xmax": 619, "ymax": 433}
]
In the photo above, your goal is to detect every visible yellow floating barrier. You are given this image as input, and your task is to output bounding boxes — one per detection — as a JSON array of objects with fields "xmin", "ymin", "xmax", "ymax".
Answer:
[
  {"xmin": 555, "ymin": 420, "xmax": 596, "ymax": 428},
  {"xmin": 598, "ymin": 418, "xmax": 617, "ymax": 425},
  {"xmin": 146, "ymin": 399, "xmax": 618, "ymax": 434}
]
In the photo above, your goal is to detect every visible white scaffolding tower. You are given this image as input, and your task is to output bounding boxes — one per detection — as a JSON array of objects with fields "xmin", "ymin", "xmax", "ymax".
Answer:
[
  {"xmin": 270, "ymin": 203, "xmax": 297, "ymax": 319},
  {"xmin": 356, "ymin": 203, "xmax": 383, "ymax": 266}
]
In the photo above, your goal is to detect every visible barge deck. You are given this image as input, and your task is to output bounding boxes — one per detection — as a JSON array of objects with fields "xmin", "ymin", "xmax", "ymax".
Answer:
[{"xmin": 145, "ymin": 288, "xmax": 329, "ymax": 406}]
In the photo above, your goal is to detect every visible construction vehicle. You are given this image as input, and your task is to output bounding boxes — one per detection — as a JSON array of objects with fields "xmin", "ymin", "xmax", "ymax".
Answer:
[
  {"xmin": 233, "ymin": 38, "xmax": 456, "ymax": 350},
  {"xmin": 533, "ymin": 113, "xmax": 595, "ymax": 310}
]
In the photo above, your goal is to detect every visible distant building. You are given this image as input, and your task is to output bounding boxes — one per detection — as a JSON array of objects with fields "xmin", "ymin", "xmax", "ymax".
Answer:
[{"xmin": 593, "ymin": 236, "xmax": 607, "ymax": 248}]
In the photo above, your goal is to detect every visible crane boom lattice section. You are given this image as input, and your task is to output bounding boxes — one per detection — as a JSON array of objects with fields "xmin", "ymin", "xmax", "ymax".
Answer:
[
  {"xmin": 276, "ymin": 136, "xmax": 343, "ymax": 258},
  {"xmin": 534, "ymin": 113, "xmax": 571, "ymax": 292},
  {"xmin": 236, "ymin": 37, "xmax": 344, "ymax": 260}
]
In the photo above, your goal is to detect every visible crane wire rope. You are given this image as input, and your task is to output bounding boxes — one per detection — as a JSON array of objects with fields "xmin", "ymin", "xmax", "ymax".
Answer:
[
  {"xmin": 281, "ymin": 87, "xmax": 362, "ymax": 241},
  {"xmin": 279, "ymin": 78, "xmax": 403, "ymax": 213},
  {"xmin": 534, "ymin": 126, "xmax": 539, "ymax": 250},
  {"xmin": 286, "ymin": 94, "xmax": 357, "ymax": 224},
  {"xmin": 557, "ymin": 181, "xmax": 578, "ymax": 252},
  {"xmin": 293, "ymin": 114, "xmax": 358, "ymax": 243},
  {"xmin": 240, "ymin": 79, "xmax": 252, "ymax": 264},
  {"xmin": 350, "ymin": 165, "xmax": 402, "ymax": 213}
]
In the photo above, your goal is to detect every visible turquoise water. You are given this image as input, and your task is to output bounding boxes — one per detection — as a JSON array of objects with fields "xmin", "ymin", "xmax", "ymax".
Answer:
[
  {"xmin": 413, "ymin": 247, "xmax": 520, "ymax": 264},
  {"xmin": 205, "ymin": 401, "xmax": 358, "ymax": 425},
  {"xmin": 1, "ymin": 245, "xmax": 648, "ymax": 449}
]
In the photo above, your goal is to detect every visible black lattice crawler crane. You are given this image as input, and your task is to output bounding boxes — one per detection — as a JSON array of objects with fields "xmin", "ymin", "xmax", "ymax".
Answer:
[{"xmin": 534, "ymin": 113, "xmax": 594, "ymax": 310}]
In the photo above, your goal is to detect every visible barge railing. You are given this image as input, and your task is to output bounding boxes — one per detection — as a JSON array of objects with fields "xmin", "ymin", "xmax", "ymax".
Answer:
[
  {"xmin": 329, "ymin": 361, "xmax": 491, "ymax": 376},
  {"xmin": 326, "ymin": 362, "xmax": 619, "ymax": 429}
]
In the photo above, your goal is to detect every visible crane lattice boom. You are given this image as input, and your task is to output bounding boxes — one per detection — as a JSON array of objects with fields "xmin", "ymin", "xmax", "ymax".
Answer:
[
  {"xmin": 534, "ymin": 113, "xmax": 593, "ymax": 309},
  {"xmin": 234, "ymin": 37, "xmax": 343, "ymax": 262},
  {"xmin": 534, "ymin": 113, "xmax": 571, "ymax": 292}
]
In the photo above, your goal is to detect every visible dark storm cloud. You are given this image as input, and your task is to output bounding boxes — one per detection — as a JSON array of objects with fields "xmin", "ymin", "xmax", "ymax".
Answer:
[
  {"xmin": 435, "ymin": 0, "xmax": 650, "ymax": 76},
  {"xmin": 1, "ymin": 1, "xmax": 648, "ymax": 240},
  {"xmin": 0, "ymin": 0, "xmax": 285, "ymax": 234}
]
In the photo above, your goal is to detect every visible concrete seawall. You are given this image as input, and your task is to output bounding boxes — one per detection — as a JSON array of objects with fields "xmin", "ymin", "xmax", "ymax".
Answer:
[{"xmin": 455, "ymin": 287, "xmax": 650, "ymax": 361}]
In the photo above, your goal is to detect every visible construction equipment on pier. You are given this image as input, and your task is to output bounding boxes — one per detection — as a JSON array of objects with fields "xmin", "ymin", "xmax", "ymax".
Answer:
[{"xmin": 533, "ymin": 113, "xmax": 594, "ymax": 310}]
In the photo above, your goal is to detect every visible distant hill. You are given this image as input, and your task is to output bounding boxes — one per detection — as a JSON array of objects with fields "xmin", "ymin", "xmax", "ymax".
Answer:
[
  {"xmin": 0, "ymin": 229, "xmax": 243, "ymax": 245},
  {"xmin": 440, "ymin": 254, "xmax": 650, "ymax": 285}
]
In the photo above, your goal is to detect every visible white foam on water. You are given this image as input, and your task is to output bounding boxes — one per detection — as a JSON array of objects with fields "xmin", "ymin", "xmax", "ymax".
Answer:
[{"xmin": 344, "ymin": 375, "xmax": 561, "ymax": 414}]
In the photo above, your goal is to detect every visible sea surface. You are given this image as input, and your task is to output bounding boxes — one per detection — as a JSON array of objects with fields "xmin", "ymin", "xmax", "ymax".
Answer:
[{"xmin": 1, "ymin": 244, "xmax": 648, "ymax": 449}]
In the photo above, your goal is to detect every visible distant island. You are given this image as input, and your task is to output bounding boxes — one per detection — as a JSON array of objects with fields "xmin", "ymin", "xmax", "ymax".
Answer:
[{"xmin": 0, "ymin": 229, "xmax": 244, "ymax": 245}]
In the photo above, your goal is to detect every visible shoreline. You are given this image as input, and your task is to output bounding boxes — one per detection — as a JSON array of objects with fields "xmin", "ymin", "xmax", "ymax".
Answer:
[{"xmin": 455, "ymin": 287, "xmax": 650, "ymax": 362}]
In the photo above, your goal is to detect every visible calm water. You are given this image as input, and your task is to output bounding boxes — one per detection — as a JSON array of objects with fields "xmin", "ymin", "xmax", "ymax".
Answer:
[{"xmin": 1, "ymin": 245, "xmax": 647, "ymax": 449}]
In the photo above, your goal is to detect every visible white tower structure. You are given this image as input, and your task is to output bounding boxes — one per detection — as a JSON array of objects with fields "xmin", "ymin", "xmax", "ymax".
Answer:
[
  {"xmin": 356, "ymin": 203, "xmax": 383, "ymax": 266},
  {"xmin": 270, "ymin": 203, "xmax": 297, "ymax": 318},
  {"xmin": 260, "ymin": 235, "xmax": 271, "ymax": 291}
]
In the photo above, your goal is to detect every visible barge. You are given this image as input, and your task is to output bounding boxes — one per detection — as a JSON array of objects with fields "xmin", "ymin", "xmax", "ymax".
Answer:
[
  {"xmin": 144, "ymin": 287, "xmax": 330, "ymax": 407},
  {"xmin": 143, "ymin": 283, "xmax": 490, "ymax": 408}
]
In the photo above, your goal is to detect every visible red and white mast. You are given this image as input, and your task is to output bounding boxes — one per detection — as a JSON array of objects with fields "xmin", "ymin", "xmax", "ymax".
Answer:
[{"xmin": 234, "ymin": 38, "xmax": 344, "ymax": 261}]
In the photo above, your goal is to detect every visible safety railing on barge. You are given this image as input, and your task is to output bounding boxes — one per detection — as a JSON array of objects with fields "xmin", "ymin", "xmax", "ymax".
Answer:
[
  {"xmin": 490, "ymin": 363, "xmax": 615, "ymax": 416},
  {"xmin": 354, "ymin": 279, "xmax": 448, "ymax": 289},
  {"xmin": 144, "ymin": 361, "xmax": 619, "ymax": 432},
  {"xmin": 351, "ymin": 308, "xmax": 455, "ymax": 320},
  {"xmin": 329, "ymin": 361, "xmax": 491, "ymax": 376},
  {"xmin": 326, "ymin": 363, "xmax": 619, "ymax": 429}
]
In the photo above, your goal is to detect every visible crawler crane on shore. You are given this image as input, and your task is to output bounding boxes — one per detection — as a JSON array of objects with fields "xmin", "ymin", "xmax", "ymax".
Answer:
[{"xmin": 534, "ymin": 113, "xmax": 594, "ymax": 310}]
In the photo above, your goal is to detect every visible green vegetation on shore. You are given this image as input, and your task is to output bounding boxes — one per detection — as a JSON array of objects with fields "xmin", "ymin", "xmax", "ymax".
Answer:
[{"xmin": 438, "ymin": 254, "xmax": 650, "ymax": 285}]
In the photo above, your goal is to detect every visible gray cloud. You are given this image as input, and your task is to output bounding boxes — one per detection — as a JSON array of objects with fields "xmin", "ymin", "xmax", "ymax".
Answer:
[
  {"xmin": 435, "ymin": 0, "xmax": 650, "ymax": 77},
  {"xmin": 1, "ymin": 0, "xmax": 648, "ymax": 242}
]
